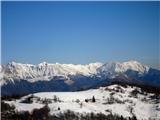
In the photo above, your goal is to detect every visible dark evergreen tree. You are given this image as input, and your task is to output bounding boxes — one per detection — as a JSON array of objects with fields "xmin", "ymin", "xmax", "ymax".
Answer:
[{"xmin": 92, "ymin": 96, "xmax": 96, "ymax": 102}]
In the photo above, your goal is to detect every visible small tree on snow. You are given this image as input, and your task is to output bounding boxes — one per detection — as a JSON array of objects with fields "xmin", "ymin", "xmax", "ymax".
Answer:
[
  {"xmin": 92, "ymin": 96, "xmax": 96, "ymax": 102},
  {"xmin": 53, "ymin": 95, "xmax": 58, "ymax": 102}
]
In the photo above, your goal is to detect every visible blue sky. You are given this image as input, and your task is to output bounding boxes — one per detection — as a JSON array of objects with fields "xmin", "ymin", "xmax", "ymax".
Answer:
[{"xmin": 2, "ymin": 2, "xmax": 159, "ymax": 68}]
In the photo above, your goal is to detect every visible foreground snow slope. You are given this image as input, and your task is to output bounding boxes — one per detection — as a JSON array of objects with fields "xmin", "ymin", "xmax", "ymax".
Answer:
[{"xmin": 5, "ymin": 84, "xmax": 160, "ymax": 120}]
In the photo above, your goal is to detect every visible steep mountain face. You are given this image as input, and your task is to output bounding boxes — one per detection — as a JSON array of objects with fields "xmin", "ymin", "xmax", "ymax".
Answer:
[
  {"xmin": 1, "ymin": 61, "xmax": 160, "ymax": 96},
  {"xmin": 2, "ymin": 61, "xmax": 102, "ymax": 82}
]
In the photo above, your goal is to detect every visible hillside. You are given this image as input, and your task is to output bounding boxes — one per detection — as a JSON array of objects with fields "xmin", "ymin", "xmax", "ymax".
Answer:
[{"xmin": 2, "ymin": 84, "xmax": 160, "ymax": 120}]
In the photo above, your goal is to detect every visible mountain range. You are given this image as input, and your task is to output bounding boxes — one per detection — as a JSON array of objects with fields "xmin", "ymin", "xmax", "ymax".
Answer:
[{"xmin": 1, "ymin": 61, "xmax": 160, "ymax": 96}]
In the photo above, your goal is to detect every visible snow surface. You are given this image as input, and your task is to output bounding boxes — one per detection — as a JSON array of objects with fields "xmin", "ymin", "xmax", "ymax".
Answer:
[{"xmin": 5, "ymin": 84, "xmax": 160, "ymax": 120}]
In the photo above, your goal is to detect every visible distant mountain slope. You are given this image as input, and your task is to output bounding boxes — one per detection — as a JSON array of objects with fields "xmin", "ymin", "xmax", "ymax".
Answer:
[
  {"xmin": 1, "ymin": 61, "xmax": 160, "ymax": 96},
  {"xmin": 97, "ymin": 61, "xmax": 149, "ymax": 78}
]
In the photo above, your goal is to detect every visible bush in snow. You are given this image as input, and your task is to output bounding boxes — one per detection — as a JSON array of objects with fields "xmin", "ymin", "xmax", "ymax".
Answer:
[
  {"xmin": 103, "ymin": 95, "xmax": 124, "ymax": 104},
  {"xmin": 80, "ymin": 102, "xmax": 83, "ymax": 108},
  {"xmin": 75, "ymin": 99, "xmax": 80, "ymax": 103},
  {"xmin": 53, "ymin": 95, "xmax": 59, "ymax": 102},
  {"xmin": 149, "ymin": 94, "xmax": 160, "ymax": 104},
  {"xmin": 20, "ymin": 94, "xmax": 35, "ymax": 104},
  {"xmin": 1, "ymin": 106, "xmax": 138, "ymax": 120},
  {"xmin": 127, "ymin": 105, "xmax": 133, "ymax": 115},
  {"xmin": 110, "ymin": 92, "xmax": 115, "ymax": 96},
  {"xmin": 114, "ymin": 86, "xmax": 124, "ymax": 93},
  {"xmin": 124, "ymin": 99, "xmax": 133, "ymax": 104},
  {"xmin": 1, "ymin": 101, "xmax": 15, "ymax": 112},
  {"xmin": 130, "ymin": 89, "xmax": 139, "ymax": 98},
  {"xmin": 85, "ymin": 99, "xmax": 89, "ymax": 102},
  {"xmin": 31, "ymin": 105, "xmax": 50, "ymax": 120},
  {"xmin": 40, "ymin": 98, "xmax": 52, "ymax": 104},
  {"xmin": 105, "ymin": 109, "xmax": 112, "ymax": 114}
]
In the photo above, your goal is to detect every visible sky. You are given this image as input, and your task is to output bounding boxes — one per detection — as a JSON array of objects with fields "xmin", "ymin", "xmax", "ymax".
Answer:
[{"xmin": 1, "ymin": 1, "xmax": 160, "ymax": 68}]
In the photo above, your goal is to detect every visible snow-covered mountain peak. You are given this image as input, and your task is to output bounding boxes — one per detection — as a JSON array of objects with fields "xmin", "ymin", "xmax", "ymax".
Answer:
[
  {"xmin": 38, "ymin": 61, "xmax": 48, "ymax": 66},
  {"xmin": 96, "ymin": 60, "xmax": 149, "ymax": 78},
  {"xmin": 7, "ymin": 61, "xmax": 33, "ymax": 68},
  {"xmin": 122, "ymin": 60, "xmax": 149, "ymax": 73}
]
